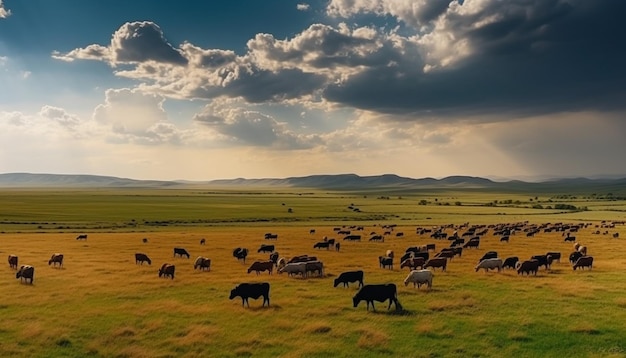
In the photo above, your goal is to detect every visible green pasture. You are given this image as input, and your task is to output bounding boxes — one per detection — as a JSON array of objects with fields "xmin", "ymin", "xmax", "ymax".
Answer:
[{"xmin": 0, "ymin": 188, "xmax": 625, "ymax": 357}]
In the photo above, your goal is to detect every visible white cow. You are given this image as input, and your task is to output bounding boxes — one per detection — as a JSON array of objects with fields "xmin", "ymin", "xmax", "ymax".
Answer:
[
  {"xmin": 403, "ymin": 269, "xmax": 433, "ymax": 289},
  {"xmin": 278, "ymin": 262, "xmax": 307, "ymax": 277},
  {"xmin": 475, "ymin": 258, "xmax": 503, "ymax": 272}
]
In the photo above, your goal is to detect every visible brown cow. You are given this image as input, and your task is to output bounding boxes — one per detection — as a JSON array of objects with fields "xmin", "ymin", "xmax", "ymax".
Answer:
[
  {"xmin": 48, "ymin": 253, "xmax": 64, "ymax": 268},
  {"xmin": 424, "ymin": 258, "xmax": 447, "ymax": 271},
  {"xmin": 247, "ymin": 261, "xmax": 274, "ymax": 275},
  {"xmin": 194, "ymin": 256, "xmax": 211, "ymax": 271},
  {"xmin": 8, "ymin": 255, "xmax": 18, "ymax": 270},
  {"xmin": 400, "ymin": 257, "xmax": 425, "ymax": 270},
  {"xmin": 158, "ymin": 263, "xmax": 175, "ymax": 279}
]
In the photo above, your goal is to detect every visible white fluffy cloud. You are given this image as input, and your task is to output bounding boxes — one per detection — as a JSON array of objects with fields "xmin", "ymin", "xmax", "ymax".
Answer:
[
  {"xmin": 297, "ymin": 3, "xmax": 310, "ymax": 11},
  {"xmin": 0, "ymin": 0, "xmax": 10, "ymax": 18}
]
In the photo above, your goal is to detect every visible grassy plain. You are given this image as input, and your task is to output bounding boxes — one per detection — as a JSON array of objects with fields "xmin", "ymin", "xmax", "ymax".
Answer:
[{"xmin": 1, "ymin": 187, "xmax": 626, "ymax": 357}]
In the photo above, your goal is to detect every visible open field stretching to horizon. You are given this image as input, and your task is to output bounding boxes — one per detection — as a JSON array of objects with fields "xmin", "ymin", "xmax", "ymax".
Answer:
[{"xmin": 1, "ymin": 188, "xmax": 625, "ymax": 357}]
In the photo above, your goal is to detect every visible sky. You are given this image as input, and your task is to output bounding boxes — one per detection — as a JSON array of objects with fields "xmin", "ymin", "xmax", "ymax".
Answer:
[{"xmin": 0, "ymin": 0, "xmax": 625, "ymax": 181}]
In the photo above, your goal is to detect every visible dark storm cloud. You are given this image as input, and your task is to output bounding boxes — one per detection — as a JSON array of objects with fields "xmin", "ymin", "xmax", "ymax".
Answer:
[{"xmin": 324, "ymin": 0, "xmax": 626, "ymax": 117}]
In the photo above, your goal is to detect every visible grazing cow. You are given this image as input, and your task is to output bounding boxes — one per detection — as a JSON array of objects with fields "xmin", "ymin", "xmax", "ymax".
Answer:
[
  {"xmin": 573, "ymin": 256, "xmax": 594, "ymax": 270},
  {"xmin": 369, "ymin": 235, "xmax": 384, "ymax": 242},
  {"xmin": 278, "ymin": 262, "xmax": 307, "ymax": 277},
  {"xmin": 613, "ymin": 232, "xmax": 619, "ymax": 238},
  {"xmin": 386, "ymin": 250, "xmax": 394, "ymax": 258},
  {"xmin": 269, "ymin": 252, "xmax": 279, "ymax": 266},
  {"xmin": 475, "ymin": 258, "xmax": 503, "ymax": 272},
  {"xmin": 517, "ymin": 260, "xmax": 539, "ymax": 276},
  {"xmin": 135, "ymin": 253, "xmax": 152, "ymax": 265},
  {"xmin": 247, "ymin": 261, "xmax": 274, "ymax": 275},
  {"xmin": 258, "ymin": 244, "xmax": 275, "ymax": 253},
  {"xmin": 334, "ymin": 270, "xmax": 364, "ymax": 288},
  {"xmin": 8, "ymin": 255, "xmax": 18, "ymax": 270},
  {"xmin": 546, "ymin": 252, "xmax": 561, "ymax": 263},
  {"xmin": 76, "ymin": 234, "xmax": 87, "ymax": 240},
  {"xmin": 194, "ymin": 256, "xmax": 211, "ymax": 271},
  {"xmin": 343, "ymin": 235, "xmax": 361, "ymax": 241},
  {"xmin": 158, "ymin": 263, "xmax": 175, "ymax": 279},
  {"xmin": 426, "ymin": 243, "xmax": 436, "ymax": 251},
  {"xmin": 450, "ymin": 238, "xmax": 465, "ymax": 247},
  {"xmin": 502, "ymin": 256, "xmax": 519, "ymax": 270},
  {"xmin": 424, "ymin": 258, "xmax": 447, "ymax": 271},
  {"xmin": 288, "ymin": 255, "xmax": 312, "ymax": 263},
  {"xmin": 400, "ymin": 257, "xmax": 425, "ymax": 271},
  {"xmin": 395, "ymin": 232, "xmax": 404, "ymax": 237},
  {"xmin": 142, "ymin": 238, "xmax": 148, "ymax": 243},
  {"xmin": 276, "ymin": 257, "xmax": 286, "ymax": 270},
  {"xmin": 500, "ymin": 236, "xmax": 510, "ymax": 243},
  {"xmin": 16, "ymin": 265, "xmax": 34, "ymax": 284},
  {"xmin": 48, "ymin": 253, "xmax": 64, "ymax": 267},
  {"xmin": 569, "ymin": 251, "xmax": 584, "ymax": 264},
  {"xmin": 305, "ymin": 261, "xmax": 324, "ymax": 277},
  {"xmin": 313, "ymin": 241, "xmax": 331, "ymax": 250},
  {"xmin": 264, "ymin": 233, "xmax": 278, "ymax": 240},
  {"xmin": 404, "ymin": 269, "xmax": 433, "ymax": 289},
  {"xmin": 463, "ymin": 239, "xmax": 480, "ymax": 249},
  {"xmin": 378, "ymin": 256, "xmax": 393, "ymax": 270},
  {"xmin": 531, "ymin": 255, "xmax": 553, "ymax": 270},
  {"xmin": 173, "ymin": 247, "xmax": 190, "ymax": 259},
  {"xmin": 436, "ymin": 250, "xmax": 455, "ymax": 260},
  {"xmin": 200, "ymin": 238, "xmax": 206, "ymax": 245},
  {"xmin": 353, "ymin": 284, "xmax": 401, "ymax": 311},
  {"xmin": 564, "ymin": 234, "xmax": 576, "ymax": 242},
  {"xmin": 310, "ymin": 229, "xmax": 316, "ymax": 234},
  {"xmin": 233, "ymin": 248, "xmax": 249, "ymax": 264},
  {"xmin": 478, "ymin": 251, "xmax": 498, "ymax": 263},
  {"xmin": 335, "ymin": 243, "xmax": 341, "ymax": 251},
  {"xmin": 229, "ymin": 282, "xmax": 270, "ymax": 307},
  {"xmin": 577, "ymin": 245, "xmax": 588, "ymax": 256},
  {"xmin": 327, "ymin": 238, "xmax": 336, "ymax": 247}
]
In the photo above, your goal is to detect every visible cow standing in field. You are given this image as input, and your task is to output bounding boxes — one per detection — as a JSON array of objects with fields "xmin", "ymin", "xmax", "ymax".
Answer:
[
  {"xmin": 173, "ymin": 247, "xmax": 190, "ymax": 258},
  {"xmin": 334, "ymin": 270, "xmax": 364, "ymax": 288},
  {"xmin": 194, "ymin": 257, "xmax": 211, "ymax": 271},
  {"xmin": 353, "ymin": 284, "xmax": 401, "ymax": 311},
  {"xmin": 229, "ymin": 282, "xmax": 270, "ymax": 307},
  {"xmin": 76, "ymin": 234, "xmax": 87, "ymax": 240},
  {"xmin": 158, "ymin": 264, "xmax": 175, "ymax": 279},
  {"xmin": 247, "ymin": 261, "xmax": 274, "ymax": 275},
  {"xmin": 233, "ymin": 248, "xmax": 249, "ymax": 264},
  {"xmin": 135, "ymin": 253, "xmax": 152, "ymax": 265},
  {"xmin": 48, "ymin": 253, "xmax": 64, "ymax": 268},
  {"xmin": 258, "ymin": 244, "xmax": 275, "ymax": 253},
  {"xmin": 16, "ymin": 265, "xmax": 34, "ymax": 284},
  {"xmin": 8, "ymin": 255, "xmax": 18, "ymax": 269}
]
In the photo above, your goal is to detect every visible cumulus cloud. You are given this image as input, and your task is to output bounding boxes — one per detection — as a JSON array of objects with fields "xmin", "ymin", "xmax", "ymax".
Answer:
[
  {"xmin": 54, "ymin": 2, "xmax": 626, "ymax": 121},
  {"xmin": 93, "ymin": 88, "xmax": 185, "ymax": 144},
  {"xmin": 0, "ymin": 0, "xmax": 10, "ymax": 18},
  {"xmin": 39, "ymin": 105, "xmax": 81, "ymax": 128},
  {"xmin": 297, "ymin": 3, "xmax": 310, "ymax": 11},
  {"xmin": 193, "ymin": 103, "xmax": 321, "ymax": 149},
  {"xmin": 53, "ymin": 21, "xmax": 186, "ymax": 66}
]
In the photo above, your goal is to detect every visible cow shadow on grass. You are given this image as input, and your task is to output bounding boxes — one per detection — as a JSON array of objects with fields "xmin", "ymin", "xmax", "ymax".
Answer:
[{"xmin": 246, "ymin": 304, "xmax": 282, "ymax": 312}]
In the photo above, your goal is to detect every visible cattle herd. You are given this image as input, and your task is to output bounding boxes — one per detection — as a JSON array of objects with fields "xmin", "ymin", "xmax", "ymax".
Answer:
[{"xmin": 5, "ymin": 221, "xmax": 621, "ymax": 312}]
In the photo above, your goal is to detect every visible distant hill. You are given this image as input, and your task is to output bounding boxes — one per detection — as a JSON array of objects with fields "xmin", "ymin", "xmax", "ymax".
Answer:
[{"xmin": 0, "ymin": 172, "xmax": 625, "ymax": 193}]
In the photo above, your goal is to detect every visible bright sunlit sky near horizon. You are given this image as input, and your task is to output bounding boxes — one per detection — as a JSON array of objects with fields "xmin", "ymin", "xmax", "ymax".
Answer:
[{"xmin": 1, "ymin": 0, "xmax": 625, "ymax": 181}]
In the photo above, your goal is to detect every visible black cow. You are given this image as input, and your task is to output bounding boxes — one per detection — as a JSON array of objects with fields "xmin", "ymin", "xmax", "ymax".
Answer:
[
  {"xmin": 158, "ymin": 263, "xmax": 175, "ymax": 279},
  {"xmin": 258, "ymin": 244, "xmax": 275, "ymax": 253},
  {"xmin": 48, "ymin": 253, "xmax": 64, "ymax": 267},
  {"xmin": 335, "ymin": 243, "xmax": 340, "ymax": 251},
  {"xmin": 500, "ymin": 236, "xmax": 510, "ymax": 243},
  {"xmin": 200, "ymin": 238, "xmax": 206, "ymax": 245},
  {"xmin": 264, "ymin": 233, "xmax": 278, "ymax": 240},
  {"xmin": 353, "ymin": 284, "xmax": 401, "ymax": 311},
  {"xmin": 233, "ymin": 248, "xmax": 249, "ymax": 264},
  {"xmin": 573, "ymin": 256, "xmax": 593, "ymax": 270},
  {"xmin": 379, "ymin": 256, "xmax": 393, "ymax": 270},
  {"xmin": 502, "ymin": 256, "xmax": 519, "ymax": 269},
  {"xmin": 517, "ymin": 260, "xmax": 539, "ymax": 276},
  {"xmin": 369, "ymin": 235, "xmax": 384, "ymax": 242},
  {"xmin": 569, "ymin": 251, "xmax": 584, "ymax": 264},
  {"xmin": 16, "ymin": 265, "xmax": 34, "ymax": 284},
  {"xmin": 142, "ymin": 238, "xmax": 148, "ymax": 243},
  {"xmin": 479, "ymin": 251, "xmax": 498, "ymax": 263},
  {"xmin": 546, "ymin": 251, "xmax": 561, "ymax": 263},
  {"xmin": 229, "ymin": 282, "xmax": 270, "ymax": 307},
  {"xmin": 135, "ymin": 253, "xmax": 152, "ymax": 265},
  {"xmin": 343, "ymin": 235, "xmax": 361, "ymax": 241},
  {"xmin": 314, "ymin": 241, "xmax": 331, "ymax": 250},
  {"xmin": 76, "ymin": 234, "xmax": 88, "ymax": 240},
  {"xmin": 531, "ymin": 254, "xmax": 552, "ymax": 270},
  {"xmin": 173, "ymin": 247, "xmax": 190, "ymax": 258},
  {"xmin": 334, "ymin": 270, "xmax": 364, "ymax": 288},
  {"xmin": 269, "ymin": 252, "xmax": 279, "ymax": 266}
]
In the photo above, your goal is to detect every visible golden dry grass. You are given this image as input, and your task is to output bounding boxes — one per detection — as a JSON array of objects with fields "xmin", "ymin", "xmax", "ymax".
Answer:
[{"xmin": 0, "ymin": 215, "xmax": 625, "ymax": 356}]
